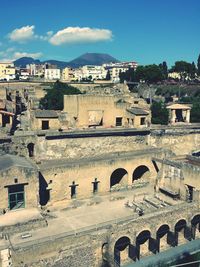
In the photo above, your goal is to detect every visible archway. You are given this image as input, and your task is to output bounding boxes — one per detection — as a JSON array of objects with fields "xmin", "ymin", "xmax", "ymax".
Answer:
[
  {"xmin": 156, "ymin": 224, "xmax": 171, "ymax": 252},
  {"xmin": 175, "ymin": 219, "xmax": 187, "ymax": 245},
  {"xmin": 132, "ymin": 165, "xmax": 150, "ymax": 182},
  {"xmin": 136, "ymin": 230, "xmax": 153, "ymax": 259},
  {"xmin": 27, "ymin": 143, "xmax": 34, "ymax": 157},
  {"xmin": 114, "ymin": 236, "xmax": 131, "ymax": 266},
  {"xmin": 191, "ymin": 214, "xmax": 200, "ymax": 239},
  {"xmin": 110, "ymin": 168, "xmax": 128, "ymax": 189}
]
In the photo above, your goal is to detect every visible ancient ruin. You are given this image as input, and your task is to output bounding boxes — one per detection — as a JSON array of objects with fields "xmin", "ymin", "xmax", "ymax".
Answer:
[{"xmin": 0, "ymin": 82, "xmax": 200, "ymax": 267}]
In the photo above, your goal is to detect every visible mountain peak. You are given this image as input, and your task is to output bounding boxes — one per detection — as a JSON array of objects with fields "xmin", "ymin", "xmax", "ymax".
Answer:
[{"xmin": 14, "ymin": 53, "xmax": 120, "ymax": 69}]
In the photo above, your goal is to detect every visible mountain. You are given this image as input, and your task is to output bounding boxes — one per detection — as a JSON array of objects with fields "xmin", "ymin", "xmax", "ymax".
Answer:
[
  {"xmin": 14, "ymin": 57, "xmax": 41, "ymax": 68},
  {"xmin": 14, "ymin": 53, "xmax": 120, "ymax": 69},
  {"xmin": 68, "ymin": 53, "xmax": 119, "ymax": 68}
]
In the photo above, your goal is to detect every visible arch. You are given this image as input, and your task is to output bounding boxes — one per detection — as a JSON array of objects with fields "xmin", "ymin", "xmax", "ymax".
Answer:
[
  {"xmin": 132, "ymin": 165, "xmax": 150, "ymax": 182},
  {"xmin": 114, "ymin": 236, "xmax": 131, "ymax": 266},
  {"xmin": 156, "ymin": 224, "xmax": 170, "ymax": 239},
  {"xmin": 27, "ymin": 143, "xmax": 34, "ymax": 157},
  {"xmin": 191, "ymin": 214, "xmax": 200, "ymax": 239},
  {"xmin": 174, "ymin": 219, "xmax": 187, "ymax": 245},
  {"xmin": 156, "ymin": 224, "xmax": 171, "ymax": 252},
  {"xmin": 110, "ymin": 168, "xmax": 128, "ymax": 189},
  {"xmin": 102, "ymin": 242, "xmax": 109, "ymax": 263},
  {"xmin": 136, "ymin": 230, "xmax": 151, "ymax": 245}
]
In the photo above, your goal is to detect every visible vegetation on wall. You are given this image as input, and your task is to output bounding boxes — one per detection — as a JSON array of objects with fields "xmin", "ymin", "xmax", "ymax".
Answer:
[
  {"xmin": 40, "ymin": 80, "xmax": 82, "ymax": 110},
  {"xmin": 151, "ymin": 101, "xmax": 169, "ymax": 125}
]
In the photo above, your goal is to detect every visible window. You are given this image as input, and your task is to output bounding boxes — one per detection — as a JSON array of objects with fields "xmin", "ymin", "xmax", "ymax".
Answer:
[
  {"xmin": 116, "ymin": 117, "xmax": 122, "ymax": 127},
  {"xmin": 8, "ymin": 184, "xmax": 25, "ymax": 210},
  {"xmin": 140, "ymin": 117, "xmax": 145, "ymax": 125},
  {"xmin": 92, "ymin": 178, "xmax": 100, "ymax": 193},
  {"xmin": 69, "ymin": 181, "xmax": 79, "ymax": 199},
  {"xmin": 42, "ymin": 120, "xmax": 49, "ymax": 130}
]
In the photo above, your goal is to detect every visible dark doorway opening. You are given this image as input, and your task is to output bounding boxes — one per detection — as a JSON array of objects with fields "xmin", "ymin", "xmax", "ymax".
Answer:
[
  {"xmin": 92, "ymin": 178, "xmax": 100, "ymax": 193},
  {"xmin": 186, "ymin": 184, "xmax": 194, "ymax": 202},
  {"xmin": 175, "ymin": 109, "xmax": 183, "ymax": 122},
  {"xmin": 39, "ymin": 172, "xmax": 50, "ymax": 206},
  {"xmin": 8, "ymin": 184, "xmax": 25, "ymax": 210},
  {"xmin": 27, "ymin": 143, "xmax": 34, "ymax": 157},
  {"xmin": 42, "ymin": 120, "xmax": 49, "ymax": 130},
  {"xmin": 110, "ymin": 168, "xmax": 128, "ymax": 188},
  {"xmin": 116, "ymin": 117, "xmax": 122, "ymax": 126},
  {"xmin": 70, "ymin": 181, "xmax": 79, "ymax": 198},
  {"xmin": 132, "ymin": 165, "xmax": 150, "ymax": 182}
]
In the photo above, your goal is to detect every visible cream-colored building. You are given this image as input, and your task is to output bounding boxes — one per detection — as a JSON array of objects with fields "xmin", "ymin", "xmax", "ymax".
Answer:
[
  {"xmin": 63, "ymin": 95, "xmax": 150, "ymax": 129},
  {"xmin": 0, "ymin": 62, "xmax": 15, "ymax": 80},
  {"xmin": 0, "ymin": 154, "xmax": 38, "ymax": 211},
  {"xmin": 30, "ymin": 110, "xmax": 61, "ymax": 131},
  {"xmin": 62, "ymin": 67, "xmax": 74, "ymax": 81},
  {"xmin": 44, "ymin": 69, "xmax": 61, "ymax": 80}
]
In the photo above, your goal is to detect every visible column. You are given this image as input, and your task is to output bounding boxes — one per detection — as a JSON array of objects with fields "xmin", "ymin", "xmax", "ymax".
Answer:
[
  {"xmin": 186, "ymin": 109, "xmax": 190, "ymax": 123},
  {"xmin": 171, "ymin": 109, "xmax": 176, "ymax": 123}
]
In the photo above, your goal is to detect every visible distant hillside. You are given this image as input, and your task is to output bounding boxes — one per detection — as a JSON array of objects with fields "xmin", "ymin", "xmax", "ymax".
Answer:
[
  {"xmin": 14, "ymin": 57, "xmax": 41, "ymax": 68},
  {"xmin": 68, "ymin": 53, "xmax": 119, "ymax": 68},
  {"xmin": 14, "ymin": 53, "xmax": 120, "ymax": 69}
]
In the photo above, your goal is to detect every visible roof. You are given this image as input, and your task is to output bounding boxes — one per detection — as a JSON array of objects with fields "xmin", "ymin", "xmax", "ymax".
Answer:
[
  {"xmin": 126, "ymin": 108, "xmax": 149, "ymax": 116},
  {"xmin": 34, "ymin": 110, "xmax": 58, "ymax": 118},
  {"xmin": 0, "ymin": 154, "xmax": 35, "ymax": 171},
  {"xmin": 167, "ymin": 103, "xmax": 191, "ymax": 110}
]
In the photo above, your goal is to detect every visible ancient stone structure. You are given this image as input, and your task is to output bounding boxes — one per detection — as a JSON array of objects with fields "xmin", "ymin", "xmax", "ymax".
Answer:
[{"xmin": 0, "ymin": 82, "xmax": 200, "ymax": 267}]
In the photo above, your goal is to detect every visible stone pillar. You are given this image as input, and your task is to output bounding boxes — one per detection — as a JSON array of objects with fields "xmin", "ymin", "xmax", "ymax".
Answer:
[
  {"xmin": 0, "ymin": 114, "xmax": 2, "ymax": 127},
  {"xmin": 171, "ymin": 109, "xmax": 176, "ymax": 123},
  {"xmin": 186, "ymin": 109, "xmax": 190, "ymax": 123}
]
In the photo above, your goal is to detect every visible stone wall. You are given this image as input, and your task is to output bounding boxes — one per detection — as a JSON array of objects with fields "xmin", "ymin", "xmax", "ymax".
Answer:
[
  {"xmin": 35, "ymin": 134, "xmax": 148, "ymax": 160},
  {"xmin": 5, "ymin": 202, "xmax": 199, "ymax": 267},
  {"xmin": 149, "ymin": 129, "xmax": 200, "ymax": 156}
]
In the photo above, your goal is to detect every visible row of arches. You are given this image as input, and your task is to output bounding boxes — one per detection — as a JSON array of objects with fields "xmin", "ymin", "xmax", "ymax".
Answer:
[
  {"xmin": 110, "ymin": 165, "xmax": 150, "ymax": 189},
  {"xmin": 114, "ymin": 215, "xmax": 200, "ymax": 266}
]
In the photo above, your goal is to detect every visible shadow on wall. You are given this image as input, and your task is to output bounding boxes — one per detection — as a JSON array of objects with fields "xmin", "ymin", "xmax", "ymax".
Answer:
[{"xmin": 39, "ymin": 172, "xmax": 50, "ymax": 206}]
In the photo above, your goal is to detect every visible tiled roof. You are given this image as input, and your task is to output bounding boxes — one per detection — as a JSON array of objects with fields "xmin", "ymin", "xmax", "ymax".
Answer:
[{"xmin": 126, "ymin": 108, "xmax": 149, "ymax": 116}]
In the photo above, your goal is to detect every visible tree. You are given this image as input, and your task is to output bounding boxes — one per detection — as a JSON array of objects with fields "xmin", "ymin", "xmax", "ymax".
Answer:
[
  {"xmin": 197, "ymin": 54, "xmax": 200, "ymax": 76},
  {"xmin": 40, "ymin": 80, "xmax": 82, "ymax": 110},
  {"xmin": 151, "ymin": 101, "xmax": 169, "ymax": 125},
  {"xmin": 190, "ymin": 100, "xmax": 200, "ymax": 123},
  {"xmin": 189, "ymin": 62, "xmax": 196, "ymax": 79},
  {"xmin": 135, "ymin": 64, "xmax": 164, "ymax": 84},
  {"xmin": 105, "ymin": 70, "xmax": 111, "ymax": 80},
  {"xmin": 159, "ymin": 62, "xmax": 168, "ymax": 79},
  {"xmin": 119, "ymin": 68, "xmax": 135, "ymax": 83}
]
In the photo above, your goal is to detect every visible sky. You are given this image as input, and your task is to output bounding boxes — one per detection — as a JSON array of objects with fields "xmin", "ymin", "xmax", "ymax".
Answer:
[{"xmin": 0, "ymin": 0, "xmax": 200, "ymax": 66}]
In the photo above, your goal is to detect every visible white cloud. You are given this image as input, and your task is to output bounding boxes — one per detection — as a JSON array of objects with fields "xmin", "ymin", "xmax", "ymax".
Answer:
[
  {"xmin": 13, "ymin": 52, "xmax": 42, "ymax": 59},
  {"xmin": 49, "ymin": 27, "xmax": 113, "ymax": 45},
  {"xmin": 38, "ymin": 31, "xmax": 54, "ymax": 41},
  {"xmin": 0, "ymin": 49, "xmax": 42, "ymax": 62},
  {"xmin": 9, "ymin": 25, "xmax": 35, "ymax": 42}
]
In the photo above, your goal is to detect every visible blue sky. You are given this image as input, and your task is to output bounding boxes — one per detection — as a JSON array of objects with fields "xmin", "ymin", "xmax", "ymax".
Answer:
[{"xmin": 0, "ymin": 0, "xmax": 200, "ymax": 66}]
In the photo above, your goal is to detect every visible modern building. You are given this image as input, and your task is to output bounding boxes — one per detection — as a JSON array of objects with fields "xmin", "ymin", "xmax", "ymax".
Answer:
[
  {"xmin": 0, "ymin": 62, "xmax": 16, "ymax": 81},
  {"xmin": 81, "ymin": 65, "xmax": 107, "ymax": 80},
  {"xmin": 44, "ymin": 69, "xmax": 61, "ymax": 80},
  {"xmin": 62, "ymin": 67, "xmax": 74, "ymax": 81}
]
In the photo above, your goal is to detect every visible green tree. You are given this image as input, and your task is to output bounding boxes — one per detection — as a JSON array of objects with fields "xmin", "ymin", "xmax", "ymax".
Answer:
[
  {"xmin": 105, "ymin": 70, "xmax": 111, "ymax": 80},
  {"xmin": 135, "ymin": 65, "xmax": 164, "ymax": 84},
  {"xmin": 189, "ymin": 62, "xmax": 196, "ymax": 79},
  {"xmin": 159, "ymin": 62, "xmax": 168, "ymax": 79},
  {"xmin": 197, "ymin": 54, "xmax": 200, "ymax": 76},
  {"xmin": 119, "ymin": 68, "xmax": 135, "ymax": 83},
  {"xmin": 40, "ymin": 80, "xmax": 82, "ymax": 110},
  {"xmin": 151, "ymin": 101, "xmax": 169, "ymax": 125},
  {"xmin": 190, "ymin": 101, "xmax": 200, "ymax": 122}
]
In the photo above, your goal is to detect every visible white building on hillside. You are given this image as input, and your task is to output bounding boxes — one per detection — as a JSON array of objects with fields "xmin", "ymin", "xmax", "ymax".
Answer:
[
  {"xmin": 0, "ymin": 62, "xmax": 16, "ymax": 81},
  {"xmin": 45, "ymin": 69, "xmax": 61, "ymax": 80},
  {"xmin": 81, "ymin": 65, "xmax": 107, "ymax": 80}
]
